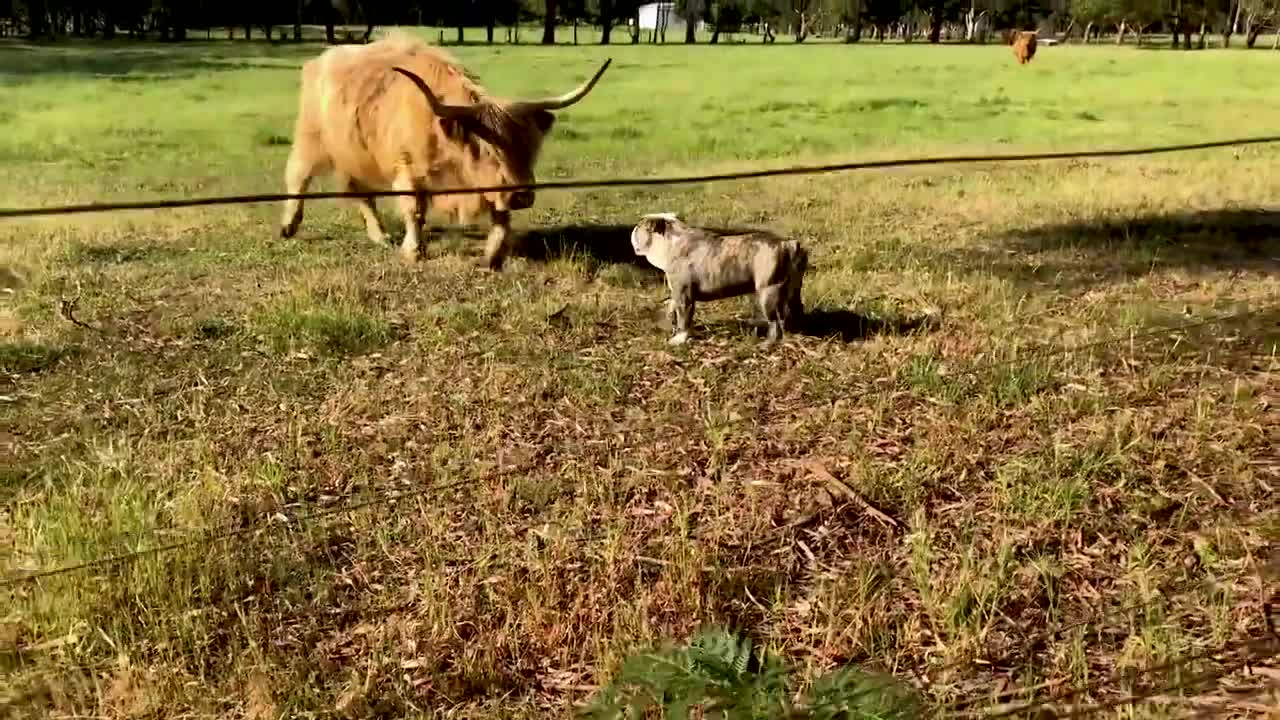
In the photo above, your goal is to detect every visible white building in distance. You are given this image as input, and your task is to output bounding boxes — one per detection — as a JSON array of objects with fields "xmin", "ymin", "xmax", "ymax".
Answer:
[{"xmin": 635, "ymin": 2, "xmax": 706, "ymax": 32}]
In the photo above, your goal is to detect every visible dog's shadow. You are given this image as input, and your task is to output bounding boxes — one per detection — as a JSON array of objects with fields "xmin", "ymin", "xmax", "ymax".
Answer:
[
  {"xmin": 730, "ymin": 307, "xmax": 941, "ymax": 343},
  {"xmin": 510, "ymin": 224, "xmax": 942, "ymax": 343}
]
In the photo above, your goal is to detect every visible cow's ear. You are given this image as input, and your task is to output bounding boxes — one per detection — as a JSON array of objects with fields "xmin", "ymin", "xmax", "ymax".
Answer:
[
  {"xmin": 531, "ymin": 109, "xmax": 555, "ymax": 133},
  {"xmin": 651, "ymin": 217, "xmax": 667, "ymax": 235}
]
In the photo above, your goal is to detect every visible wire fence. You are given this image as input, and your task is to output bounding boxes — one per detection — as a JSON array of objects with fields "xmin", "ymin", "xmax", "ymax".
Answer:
[{"xmin": 3, "ymin": 135, "xmax": 1280, "ymax": 220}]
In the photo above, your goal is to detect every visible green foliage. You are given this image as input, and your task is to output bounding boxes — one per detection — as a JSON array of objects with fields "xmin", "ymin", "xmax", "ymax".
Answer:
[{"xmin": 585, "ymin": 628, "xmax": 922, "ymax": 720}]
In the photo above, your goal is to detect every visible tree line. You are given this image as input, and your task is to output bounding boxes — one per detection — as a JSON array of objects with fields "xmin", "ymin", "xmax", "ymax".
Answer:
[{"xmin": 1, "ymin": 0, "xmax": 1276, "ymax": 48}]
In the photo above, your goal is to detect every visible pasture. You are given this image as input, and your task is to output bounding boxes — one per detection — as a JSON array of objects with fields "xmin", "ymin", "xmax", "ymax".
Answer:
[{"xmin": 3, "ymin": 32, "xmax": 1280, "ymax": 718}]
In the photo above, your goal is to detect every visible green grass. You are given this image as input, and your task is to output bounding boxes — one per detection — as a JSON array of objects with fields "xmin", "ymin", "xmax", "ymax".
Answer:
[{"xmin": 3, "ymin": 29, "xmax": 1280, "ymax": 719}]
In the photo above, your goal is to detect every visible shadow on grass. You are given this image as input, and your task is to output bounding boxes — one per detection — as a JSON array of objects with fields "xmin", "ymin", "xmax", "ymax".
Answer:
[
  {"xmin": 966, "ymin": 207, "xmax": 1280, "ymax": 292},
  {"xmin": 512, "ymin": 223, "xmax": 656, "ymax": 270},
  {"xmin": 728, "ymin": 307, "xmax": 941, "ymax": 343},
  {"xmin": 794, "ymin": 307, "xmax": 941, "ymax": 342},
  {"xmin": 511, "ymin": 223, "xmax": 941, "ymax": 343},
  {"xmin": 510, "ymin": 222, "xmax": 804, "ymax": 271}
]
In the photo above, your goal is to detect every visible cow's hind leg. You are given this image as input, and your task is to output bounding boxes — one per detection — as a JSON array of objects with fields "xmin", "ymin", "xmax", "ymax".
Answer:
[
  {"xmin": 280, "ymin": 142, "xmax": 326, "ymax": 239},
  {"xmin": 338, "ymin": 175, "xmax": 389, "ymax": 246}
]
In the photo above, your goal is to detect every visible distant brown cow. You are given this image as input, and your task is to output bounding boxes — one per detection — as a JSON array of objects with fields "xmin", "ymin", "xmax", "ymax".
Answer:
[
  {"xmin": 279, "ymin": 31, "xmax": 612, "ymax": 269},
  {"xmin": 1012, "ymin": 30, "xmax": 1038, "ymax": 64}
]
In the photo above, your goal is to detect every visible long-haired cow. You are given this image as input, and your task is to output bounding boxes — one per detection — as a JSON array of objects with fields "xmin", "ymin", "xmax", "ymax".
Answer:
[
  {"xmin": 1011, "ymin": 30, "xmax": 1038, "ymax": 64},
  {"xmin": 279, "ymin": 32, "xmax": 612, "ymax": 269}
]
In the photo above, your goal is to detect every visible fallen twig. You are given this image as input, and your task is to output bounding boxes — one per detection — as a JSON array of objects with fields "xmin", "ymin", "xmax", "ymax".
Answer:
[
  {"xmin": 58, "ymin": 297, "xmax": 101, "ymax": 333},
  {"xmin": 795, "ymin": 459, "xmax": 900, "ymax": 529}
]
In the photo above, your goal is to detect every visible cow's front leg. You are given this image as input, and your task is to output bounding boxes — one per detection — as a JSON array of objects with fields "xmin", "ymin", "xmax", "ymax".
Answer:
[
  {"xmin": 393, "ymin": 171, "xmax": 424, "ymax": 264},
  {"xmin": 484, "ymin": 209, "xmax": 512, "ymax": 272}
]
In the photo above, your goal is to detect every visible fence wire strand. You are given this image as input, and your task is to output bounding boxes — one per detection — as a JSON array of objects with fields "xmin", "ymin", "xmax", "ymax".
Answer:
[
  {"xmin": 0, "ymin": 476, "xmax": 475, "ymax": 588},
  {"xmin": 3, "ymin": 135, "xmax": 1280, "ymax": 220}
]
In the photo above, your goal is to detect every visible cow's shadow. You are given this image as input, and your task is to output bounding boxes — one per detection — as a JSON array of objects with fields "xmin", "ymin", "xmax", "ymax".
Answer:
[
  {"xmin": 511, "ymin": 223, "xmax": 654, "ymax": 270},
  {"xmin": 509, "ymin": 222, "xmax": 807, "ymax": 271}
]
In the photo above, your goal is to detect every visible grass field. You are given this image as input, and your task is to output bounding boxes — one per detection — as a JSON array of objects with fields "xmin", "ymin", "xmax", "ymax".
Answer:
[{"xmin": 3, "ymin": 30, "xmax": 1280, "ymax": 719}]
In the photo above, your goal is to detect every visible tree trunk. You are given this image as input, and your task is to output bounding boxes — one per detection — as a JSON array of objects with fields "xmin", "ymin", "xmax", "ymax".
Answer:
[
  {"xmin": 326, "ymin": 19, "xmax": 336, "ymax": 43},
  {"xmin": 26, "ymin": 0, "xmax": 47, "ymax": 37},
  {"xmin": 686, "ymin": 1, "xmax": 697, "ymax": 42},
  {"xmin": 600, "ymin": 0, "xmax": 613, "ymax": 43},
  {"xmin": 1246, "ymin": 23, "xmax": 1260, "ymax": 47},
  {"xmin": 1222, "ymin": 1, "xmax": 1234, "ymax": 47},
  {"xmin": 1197, "ymin": 22, "xmax": 1205, "ymax": 48},
  {"xmin": 542, "ymin": 0, "xmax": 557, "ymax": 44},
  {"xmin": 631, "ymin": 6, "xmax": 640, "ymax": 43},
  {"xmin": 72, "ymin": 10, "xmax": 81, "ymax": 36},
  {"xmin": 294, "ymin": 0, "xmax": 303, "ymax": 41},
  {"xmin": 1116, "ymin": 20, "xmax": 1126, "ymax": 44},
  {"xmin": 928, "ymin": 1, "xmax": 943, "ymax": 42},
  {"xmin": 244, "ymin": 24, "xmax": 251, "ymax": 40},
  {"xmin": 487, "ymin": 20, "xmax": 495, "ymax": 43},
  {"xmin": 1083, "ymin": 21, "xmax": 1093, "ymax": 43}
]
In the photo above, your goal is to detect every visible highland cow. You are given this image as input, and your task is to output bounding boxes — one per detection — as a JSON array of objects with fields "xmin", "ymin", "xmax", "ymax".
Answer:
[
  {"xmin": 1012, "ymin": 30, "xmax": 1038, "ymax": 64},
  {"xmin": 279, "ymin": 32, "xmax": 612, "ymax": 270}
]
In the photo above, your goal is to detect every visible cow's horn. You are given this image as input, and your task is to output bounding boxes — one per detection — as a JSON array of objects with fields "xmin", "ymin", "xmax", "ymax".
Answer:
[
  {"xmin": 392, "ymin": 67, "xmax": 477, "ymax": 119},
  {"xmin": 514, "ymin": 58, "xmax": 612, "ymax": 113}
]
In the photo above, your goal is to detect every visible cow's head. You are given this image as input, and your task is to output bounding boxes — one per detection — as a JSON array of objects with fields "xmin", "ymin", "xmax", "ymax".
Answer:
[{"xmin": 392, "ymin": 60, "xmax": 611, "ymax": 213}]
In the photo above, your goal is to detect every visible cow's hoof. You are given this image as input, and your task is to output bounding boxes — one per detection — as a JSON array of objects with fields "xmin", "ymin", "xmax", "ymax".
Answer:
[
  {"xmin": 398, "ymin": 247, "xmax": 420, "ymax": 265},
  {"xmin": 668, "ymin": 332, "xmax": 689, "ymax": 346},
  {"xmin": 280, "ymin": 225, "xmax": 296, "ymax": 239}
]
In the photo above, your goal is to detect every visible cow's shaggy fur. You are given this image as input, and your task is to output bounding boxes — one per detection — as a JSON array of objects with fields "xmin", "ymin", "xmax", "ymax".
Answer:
[{"xmin": 1012, "ymin": 30, "xmax": 1038, "ymax": 64}]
